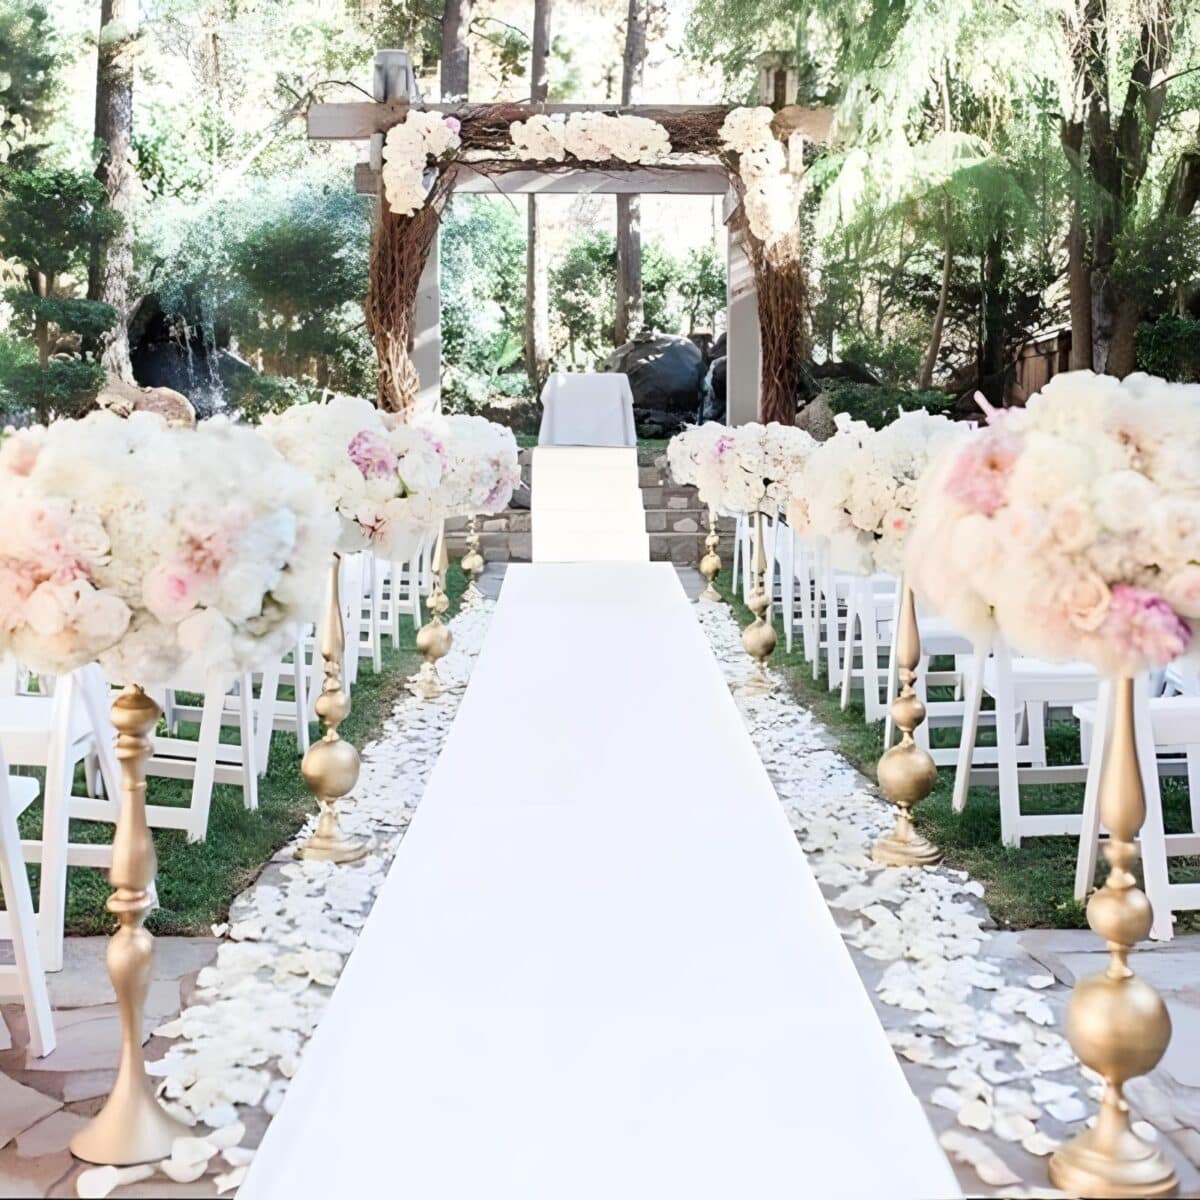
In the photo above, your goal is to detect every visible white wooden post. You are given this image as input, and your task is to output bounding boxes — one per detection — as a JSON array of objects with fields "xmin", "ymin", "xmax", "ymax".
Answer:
[
  {"xmin": 413, "ymin": 229, "xmax": 441, "ymax": 415},
  {"xmin": 725, "ymin": 201, "xmax": 761, "ymax": 426}
]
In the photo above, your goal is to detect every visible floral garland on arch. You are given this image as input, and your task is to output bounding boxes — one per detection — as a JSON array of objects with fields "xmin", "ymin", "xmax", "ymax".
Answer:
[
  {"xmin": 260, "ymin": 395, "xmax": 444, "ymax": 563},
  {"xmin": 792, "ymin": 410, "xmax": 964, "ymax": 575},
  {"xmin": 0, "ymin": 412, "xmax": 336, "ymax": 681},
  {"xmin": 364, "ymin": 102, "xmax": 814, "ymax": 424},
  {"xmin": 905, "ymin": 371, "xmax": 1200, "ymax": 677}
]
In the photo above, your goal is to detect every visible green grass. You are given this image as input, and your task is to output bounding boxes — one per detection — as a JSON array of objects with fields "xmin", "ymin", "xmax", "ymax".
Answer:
[
  {"xmin": 717, "ymin": 570, "xmax": 1200, "ymax": 933},
  {"xmin": 17, "ymin": 566, "xmax": 466, "ymax": 937}
]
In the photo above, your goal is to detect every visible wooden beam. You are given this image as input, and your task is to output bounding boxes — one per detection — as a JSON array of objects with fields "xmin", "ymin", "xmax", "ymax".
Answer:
[
  {"xmin": 354, "ymin": 161, "xmax": 734, "ymax": 196},
  {"xmin": 311, "ymin": 101, "xmax": 834, "ymax": 142}
]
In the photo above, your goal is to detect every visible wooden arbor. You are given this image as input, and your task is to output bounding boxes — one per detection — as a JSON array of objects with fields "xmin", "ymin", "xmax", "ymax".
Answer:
[{"xmin": 308, "ymin": 50, "xmax": 832, "ymax": 424}]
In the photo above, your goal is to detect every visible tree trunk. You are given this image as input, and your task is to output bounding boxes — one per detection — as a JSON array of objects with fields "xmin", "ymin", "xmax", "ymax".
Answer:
[
  {"xmin": 980, "ymin": 231, "xmax": 1010, "ymax": 404},
  {"xmin": 523, "ymin": 0, "xmax": 553, "ymax": 394},
  {"xmin": 90, "ymin": 0, "xmax": 137, "ymax": 383},
  {"xmin": 1107, "ymin": 297, "xmax": 1141, "ymax": 377},
  {"xmin": 615, "ymin": 196, "xmax": 643, "ymax": 343},
  {"xmin": 917, "ymin": 232, "xmax": 952, "ymax": 390},
  {"xmin": 440, "ymin": 0, "xmax": 473, "ymax": 102},
  {"xmin": 615, "ymin": 0, "xmax": 647, "ymax": 346}
]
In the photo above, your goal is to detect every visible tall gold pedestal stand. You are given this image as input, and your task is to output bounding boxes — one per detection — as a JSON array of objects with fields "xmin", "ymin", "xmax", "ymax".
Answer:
[
  {"xmin": 872, "ymin": 580, "xmax": 941, "ymax": 867},
  {"xmin": 698, "ymin": 508, "xmax": 723, "ymax": 603},
  {"xmin": 410, "ymin": 525, "xmax": 452, "ymax": 700},
  {"xmin": 298, "ymin": 553, "xmax": 367, "ymax": 864},
  {"xmin": 1049, "ymin": 676, "xmax": 1177, "ymax": 1198},
  {"xmin": 739, "ymin": 511, "xmax": 776, "ymax": 691},
  {"xmin": 460, "ymin": 514, "xmax": 485, "ymax": 607},
  {"xmin": 70, "ymin": 686, "xmax": 189, "ymax": 1165}
]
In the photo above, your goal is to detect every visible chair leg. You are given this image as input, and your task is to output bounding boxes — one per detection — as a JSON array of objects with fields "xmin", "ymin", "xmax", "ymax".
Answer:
[
  {"xmin": 239, "ymin": 675, "xmax": 259, "ymax": 812},
  {"xmin": 862, "ymin": 590, "xmax": 884, "ymax": 723},
  {"xmin": 1074, "ymin": 681, "xmax": 1111, "ymax": 901},
  {"xmin": 952, "ymin": 642, "xmax": 988, "ymax": 814},
  {"xmin": 187, "ymin": 689, "xmax": 222, "ymax": 843},
  {"xmin": 80, "ymin": 666, "xmax": 120, "ymax": 805},
  {"xmin": 992, "ymin": 644, "xmax": 1023, "ymax": 847},
  {"xmin": 1133, "ymin": 681, "xmax": 1174, "ymax": 942},
  {"xmin": 839, "ymin": 582, "xmax": 859, "ymax": 711},
  {"xmin": 0, "ymin": 771, "xmax": 54, "ymax": 1056},
  {"xmin": 256, "ymin": 660, "xmax": 282, "ymax": 777},
  {"xmin": 1027, "ymin": 701, "xmax": 1048, "ymax": 767},
  {"xmin": 293, "ymin": 637, "xmax": 310, "ymax": 755},
  {"xmin": 1186, "ymin": 745, "xmax": 1200, "ymax": 835},
  {"xmin": 369, "ymin": 556, "xmax": 383, "ymax": 674},
  {"xmin": 36, "ymin": 697, "xmax": 74, "ymax": 974}
]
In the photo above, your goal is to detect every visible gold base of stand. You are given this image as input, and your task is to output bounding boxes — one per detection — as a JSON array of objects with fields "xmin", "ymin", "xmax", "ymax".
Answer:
[
  {"xmin": 871, "ymin": 828, "xmax": 942, "ymax": 867},
  {"xmin": 1049, "ymin": 1120, "xmax": 1178, "ymax": 1198},
  {"xmin": 71, "ymin": 1071, "xmax": 188, "ymax": 1165},
  {"xmin": 298, "ymin": 824, "xmax": 368, "ymax": 864},
  {"xmin": 461, "ymin": 581, "xmax": 484, "ymax": 607},
  {"xmin": 407, "ymin": 662, "xmax": 443, "ymax": 700},
  {"xmin": 698, "ymin": 582, "xmax": 722, "ymax": 604}
]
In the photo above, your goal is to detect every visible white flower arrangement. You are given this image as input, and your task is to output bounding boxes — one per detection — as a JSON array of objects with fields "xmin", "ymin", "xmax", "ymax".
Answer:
[
  {"xmin": 905, "ymin": 371, "xmax": 1200, "ymax": 676},
  {"xmin": 260, "ymin": 395, "xmax": 444, "ymax": 563},
  {"xmin": 418, "ymin": 414, "xmax": 521, "ymax": 518},
  {"xmin": 719, "ymin": 105, "xmax": 799, "ymax": 246},
  {"xmin": 0, "ymin": 412, "xmax": 337, "ymax": 681},
  {"xmin": 792, "ymin": 410, "xmax": 964, "ymax": 575},
  {"xmin": 687, "ymin": 421, "xmax": 816, "ymax": 516},
  {"xmin": 666, "ymin": 422, "xmax": 728, "ymax": 489},
  {"xmin": 380, "ymin": 111, "xmax": 462, "ymax": 216},
  {"xmin": 509, "ymin": 111, "xmax": 671, "ymax": 165}
]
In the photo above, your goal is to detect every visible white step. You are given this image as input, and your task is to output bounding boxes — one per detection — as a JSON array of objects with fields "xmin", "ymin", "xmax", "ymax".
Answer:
[
  {"xmin": 532, "ymin": 528, "xmax": 650, "ymax": 563},
  {"xmin": 533, "ymin": 509, "xmax": 647, "ymax": 538}
]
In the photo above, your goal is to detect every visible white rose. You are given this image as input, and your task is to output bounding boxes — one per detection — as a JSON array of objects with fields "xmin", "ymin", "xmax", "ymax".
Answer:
[{"xmin": 1093, "ymin": 470, "xmax": 1156, "ymax": 534}]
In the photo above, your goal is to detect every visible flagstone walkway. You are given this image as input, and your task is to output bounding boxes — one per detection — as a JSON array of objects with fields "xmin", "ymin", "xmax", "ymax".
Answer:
[{"xmin": 0, "ymin": 567, "xmax": 1197, "ymax": 1198}]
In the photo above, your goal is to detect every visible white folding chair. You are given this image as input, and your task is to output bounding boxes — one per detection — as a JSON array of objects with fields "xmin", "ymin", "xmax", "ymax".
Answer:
[
  {"xmin": 839, "ymin": 573, "xmax": 898, "ymax": 722},
  {"xmin": 816, "ymin": 544, "xmax": 854, "ymax": 690},
  {"xmin": 0, "ymin": 666, "xmax": 120, "ymax": 970},
  {"xmin": 791, "ymin": 533, "xmax": 822, "ymax": 668},
  {"xmin": 0, "ymin": 752, "xmax": 54, "ymax": 1056},
  {"xmin": 136, "ymin": 668, "xmax": 260, "ymax": 843},
  {"xmin": 1074, "ymin": 679, "xmax": 1200, "ymax": 941},
  {"xmin": 953, "ymin": 640, "xmax": 1099, "ymax": 845}
]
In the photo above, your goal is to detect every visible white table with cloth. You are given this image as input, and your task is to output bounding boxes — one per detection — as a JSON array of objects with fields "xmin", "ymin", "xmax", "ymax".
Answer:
[
  {"xmin": 537, "ymin": 371, "xmax": 637, "ymax": 447},
  {"xmin": 241, "ymin": 562, "xmax": 959, "ymax": 1200}
]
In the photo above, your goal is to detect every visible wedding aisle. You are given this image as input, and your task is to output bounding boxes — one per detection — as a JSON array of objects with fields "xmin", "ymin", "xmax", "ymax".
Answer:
[{"xmin": 242, "ymin": 563, "xmax": 958, "ymax": 1200}]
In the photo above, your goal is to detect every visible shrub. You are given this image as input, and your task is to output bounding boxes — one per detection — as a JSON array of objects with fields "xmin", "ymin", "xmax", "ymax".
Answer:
[
  {"xmin": 229, "ymin": 373, "xmax": 318, "ymax": 423},
  {"xmin": 0, "ymin": 337, "xmax": 103, "ymax": 422},
  {"xmin": 820, "ymin": 379, "xmax": 956, "ymax": 430},
  {"xmin": 1136, "ymin": 318, "xmax": 1200, "ymax": 382}
]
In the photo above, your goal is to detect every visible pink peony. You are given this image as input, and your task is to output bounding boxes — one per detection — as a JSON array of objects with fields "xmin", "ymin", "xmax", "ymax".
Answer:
[
  {"xmin": 142, "ymin": 563, "xmax": 199, "ymax": 624},
  {"xmin": 714, "ymin": 434, "xmax": 736, "ymax": 460},
  {"xmin": 347, "ymin": 431, "xmax": 399, "ymax": 480},
  {"xmin": 443, "ymin": 116, "xmax": 462, "ymax": 135},
  {"xmin": 1102, "ymin": 584, "xmax": 1191, "ymax": 669},
  {"xmin": 944, "ymin": 428, "xmax": 1021, "ymax": 516},
  {"xmin": 0, "ymin": 431, "xmax": 42, "ymax": 477}
]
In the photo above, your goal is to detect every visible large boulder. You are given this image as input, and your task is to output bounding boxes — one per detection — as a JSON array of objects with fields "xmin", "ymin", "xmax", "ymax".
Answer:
[
  {"xmin": 97, "ymin": 375, "xmax": 196, "ymax": 426},
  {"xmin": 127, "ymin": 294, "xmax": 254, "ymax": 418},
  {"xmin": 603, "ymin": 330, "xmax": 710, "ymax": 436}
]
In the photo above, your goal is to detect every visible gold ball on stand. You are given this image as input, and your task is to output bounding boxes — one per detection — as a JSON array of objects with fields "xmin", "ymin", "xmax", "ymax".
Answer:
[
  {"xmin": 698, "ymin": 509, "xmax": 723, "ymax": 604},
  {"xmin": 410, "ymin": 526, "xmax": 454, "ymax": 700},
  {"xmin": 871, "ymin": 580, "xmax": 941, "ymax": 867},
  {"xmin": 416, "ymin": 617, "xmax": 452, "ymax": 664},
  {"xmin": 1049, "ymin": 676, "xmax": 1178, "ymax": 1199}
]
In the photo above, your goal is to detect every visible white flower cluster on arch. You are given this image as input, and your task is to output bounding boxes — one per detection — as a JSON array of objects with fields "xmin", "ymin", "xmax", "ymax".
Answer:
[
  {"xmin": 719, "ymin": 106, "xmax": 799, "ymax": 247},
  {"xmin": 508, "ymin": 111, "xmax": 672, "ymax": 164},
  {"xmin": 380, "ymin": 110, "xmax": 462, "ymax": 216}
]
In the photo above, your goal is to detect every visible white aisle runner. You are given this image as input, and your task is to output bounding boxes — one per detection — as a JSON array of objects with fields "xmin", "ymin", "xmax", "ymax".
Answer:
[{"xmin": 242, "ymin": 564, "xmax": 959, "ymax": 1200}]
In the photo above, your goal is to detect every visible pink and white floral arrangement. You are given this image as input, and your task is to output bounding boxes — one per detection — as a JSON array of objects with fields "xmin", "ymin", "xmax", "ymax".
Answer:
[
  {"xmin": 380, "ymin": 110, "xmax": 462, "ymax": 216},
  {"xmin": 0, "ymin": 412, "xmax": 336, "ymax": 681},
  {"xmin": 419, "ymin": 413, "xmax": 521, "ymax": 518},
  {"xmin": 792, "ymin": 410, "xmax": 963, "ymax": 575},
  {"xmin": 261, "ymin": 395, "xmax": 444, "ymax": 562},
  {"xmin": 905, "ymin": 371, "xmax": 1200, "ymax": 676},
  {"xmin": 668, "ymin": 421, "xmax": 816, "ymax": 516}
]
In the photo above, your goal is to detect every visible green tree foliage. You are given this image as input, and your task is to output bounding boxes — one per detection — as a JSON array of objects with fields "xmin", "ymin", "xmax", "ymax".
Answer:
[
  {"xmin": 440, "ymin": 196, "xmax": 528, "ymax": 411},
  {"xmin": 0, "ymin": 1, "xmax": 63, "ymax": 167}
]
